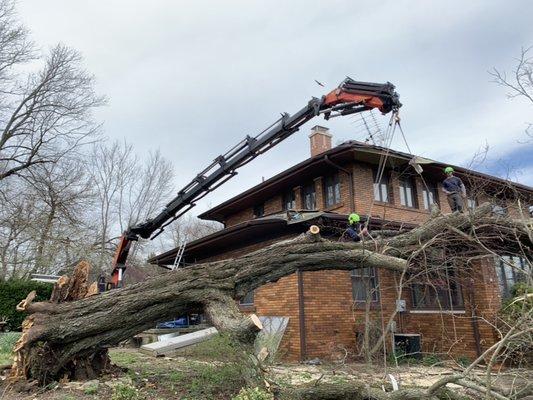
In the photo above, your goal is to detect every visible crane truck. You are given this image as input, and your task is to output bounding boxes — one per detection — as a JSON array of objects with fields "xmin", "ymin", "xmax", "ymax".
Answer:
[{"xmin": 110, "ymin": 77, "xmax": 402, "ymax": 288}]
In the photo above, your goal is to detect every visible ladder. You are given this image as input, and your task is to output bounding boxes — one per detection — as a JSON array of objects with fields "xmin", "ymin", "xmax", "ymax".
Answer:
[{"xmin": 172, "ymin": 234, "xmax": 188, "ymax": 270}]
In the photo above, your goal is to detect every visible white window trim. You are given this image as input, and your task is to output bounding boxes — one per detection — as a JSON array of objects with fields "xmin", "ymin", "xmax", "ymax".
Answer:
[{"xmin": 409, "ymin": 310, "xmax": 466, "ymax": 314}]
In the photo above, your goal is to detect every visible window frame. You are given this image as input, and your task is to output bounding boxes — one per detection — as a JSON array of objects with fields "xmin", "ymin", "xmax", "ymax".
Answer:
[
  {"xmin": 422, "ymin": 183, "xmax": 439, "ymax": 210},
  {"xmin": 496, "ymin": 256, "xmax": 529, "ymax": 299},
  {"xmin": 351, "ymin": 267, "xmax": 379, "ymax": 302},
  {"xmin": 253, "ymin": 203, "xmax": 264, "ymax": 218},
  {"xmin": 399, "ymin": 177, "xmax": 417, "ymax": 208},
  {"xmin": 410, "ymin": 268, "xmax": 464, "ymax": 311},
  {"xmin": 492, "ymin": 204, "xmax": 507, "ymax": 216},
  {"xmin": 302, "ymin": 182, "xmax": 316, "ymax": 210},
  {"xmin": 324, "ymin": 173, "xmax": 341, "ymax": 207},
  {"xmin": 373, "ymin": 169, "xmax": 390, "ymax": 203},
  {"xmin": 239, "ymin": 290, "xmax": 254, "ymax": 306},
  {"xmin": 282, "ymin": 189, "xmax": 296, "ymax": 211},
  {"xmin": 467, "ymin": 197, "xmax": 477, "ymax": 211}
]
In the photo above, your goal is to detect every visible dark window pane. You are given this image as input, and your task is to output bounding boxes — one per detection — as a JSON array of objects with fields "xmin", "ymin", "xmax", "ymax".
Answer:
[
  {"xmin": 302, "ymin": 183, "xmax": 316, "ymax": 210},
  {"xmin": 253, "ymin": 203, "xmax": 264, "ymax": 218},
  {"xmin": 240, "ymin": 290, "xmax": 254, "ymax": 305},
  {"xmin": 497, "ymin": 256, "xmax": 529, "ymax": 299},
  {"xmin": 283, "ymin": 190, "xmax": 296, "ymax": 210},
  {"xmin": 351, "ymin": 267, "xmax": 378, "ymax": 302},
  {"xmin": 324, "ymin": 174, "xmax": 341, "ymax": 207},
  {"xmin": 492, "ymin": 204, "xmax": 507, "ymax": 216},
  {"xmin": 411, "ymin": 268, "xmax": 463, "ymax": 310}
]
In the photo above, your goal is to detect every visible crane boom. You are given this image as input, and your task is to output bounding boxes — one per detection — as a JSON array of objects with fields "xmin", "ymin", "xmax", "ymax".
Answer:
[{"xmin": 110, "ymin": 78, "xmax": 401, "ymax": 287}]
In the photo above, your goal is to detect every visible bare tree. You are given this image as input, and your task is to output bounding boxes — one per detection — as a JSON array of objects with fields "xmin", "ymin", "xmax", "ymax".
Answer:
[
  {"xmin": 0, "ymin": 180, "xmax": 35, "ymax": 279},
  {"xmin": 0, "ymin": 0, "xmax": 104, "ymax": 182},
  {"xmin": 491, "ymin": 46, "xmax": 533, "ymax": 141},
  {"xmin": 0, "ymin": 158, "xmax": 94, "ymax": 279},
  {"xmin": 161, "ymin": 213, "xmax": 221, "ymax": 248},
  {"xmin": 24, "ymin": 161, "xmax": 94, "ymax": 274},
  {"xmin": 88, "ymin": 141, "xmax": 176, "ymax": 271}
]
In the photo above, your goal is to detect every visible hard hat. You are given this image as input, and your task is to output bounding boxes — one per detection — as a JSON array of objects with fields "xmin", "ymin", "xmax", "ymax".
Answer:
[
  {"xmin": 444, "ymin": 166, "xmax": 454, "ymax": 174},
  {"xmin": 348, "ymin": 213, "xmax": 360, "ymax": 224}
]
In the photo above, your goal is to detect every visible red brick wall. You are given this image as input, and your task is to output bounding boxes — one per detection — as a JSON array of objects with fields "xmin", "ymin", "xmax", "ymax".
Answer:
[
  {"xmin": 351, "ymin": 163, "xmax": 435, "ymax": 224},
  {"xmin": 204, "ymin": 158, "xmax": 518, "ymax": 361},
  {"xmin": 253, "ymin": 275, "xmax": 302, "ymax": 361},
  {"xmin": 225, "ymin": 208, "xmax": 254, "ymax": 227},
  {"xmin": 225, "ymin": 195, "xmax": 283, "ymax": 227}
]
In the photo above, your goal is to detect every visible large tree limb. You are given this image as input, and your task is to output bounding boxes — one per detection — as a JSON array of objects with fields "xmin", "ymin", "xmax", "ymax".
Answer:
[{"xmin": 9, "ymin": 206, "xmax": 532, "ymax": 384}]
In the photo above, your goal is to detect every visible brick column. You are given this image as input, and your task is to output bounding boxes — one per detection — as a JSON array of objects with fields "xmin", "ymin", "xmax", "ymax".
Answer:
[
  {"xmin": 437, "ymin": 183, "xmax": 452, "ymax": 213},
  {"xmin": 415, "ymin": 177, "xmax": 426, "ymax": 210},
  {"xmin": 293, "ymin": 186, "xmax": 302, "ymax": 209},
  {"xmin": 389, "ymin": 171, "xmax": 400, "ymax": 205},
  {"xmin": 265, "ymin": 195, "xmax": 282, "ymax": 214}
]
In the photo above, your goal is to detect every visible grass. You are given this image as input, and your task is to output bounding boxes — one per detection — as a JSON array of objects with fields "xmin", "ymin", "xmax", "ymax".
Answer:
[
  {"xmin": 109, "ymin": 350, "xmax": 141, "ymax": 367},
  {"xmin": 0, "ymin": 332, "xmax": 20, "ymax": 365},
  {"xmin": 186, "ymin": 362, "xmax": 246, "ymax": 399},
  {"xmin": 111, "ymin": 383, "xmax": 140, "ymax": 400},
  {"xmin": 109, "ymin": 344, "xmax": 251, "ymax": 400},
  {"xmin": 175, "ymin": 333, "xmax": 243, "ymax": 362},
  {"xmin": 83, "ymin": 382, "xmax": 99, "ymax": 395}
]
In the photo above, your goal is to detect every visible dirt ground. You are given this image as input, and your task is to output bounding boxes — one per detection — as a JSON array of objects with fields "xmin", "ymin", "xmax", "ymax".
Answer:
[{"xmin": 1, "ymin": 346, "xmax": 531, "ymax": 400}]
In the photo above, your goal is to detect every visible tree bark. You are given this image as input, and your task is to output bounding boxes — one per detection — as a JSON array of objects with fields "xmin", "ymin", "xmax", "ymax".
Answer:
[
  {"xmin": 277, "ymin": 383, "xmax": 462, "ymax": 400},
  {"xmin": 8, "ymin": 205, "xmax": 532, "ymax": 384}
]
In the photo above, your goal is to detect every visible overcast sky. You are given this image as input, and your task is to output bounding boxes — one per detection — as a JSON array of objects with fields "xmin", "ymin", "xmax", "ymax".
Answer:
[{"xmin": 17, "ymin": 0, "xmax": 533, "ymax": 215}]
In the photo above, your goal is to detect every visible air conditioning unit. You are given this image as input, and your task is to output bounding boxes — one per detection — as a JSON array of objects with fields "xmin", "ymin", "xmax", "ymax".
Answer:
[{"xmin": 393, "ymin": 333, "xmax": 422, "ymax": 359}]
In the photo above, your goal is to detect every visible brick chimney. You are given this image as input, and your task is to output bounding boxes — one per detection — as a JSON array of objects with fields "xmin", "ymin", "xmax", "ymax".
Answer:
[{"xmin": 309, "ymin": 125, "xmax": 332, "ymax": 157}]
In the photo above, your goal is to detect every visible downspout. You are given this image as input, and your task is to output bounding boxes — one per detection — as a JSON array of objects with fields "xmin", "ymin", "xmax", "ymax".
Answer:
[
  {"xmin": 324, "ymin": 155, "xmax": 355, "ymax": 211},
  {"xmin": 297, "ymin": 268, "xmax": 307, "ymax": 361},
  {"xmin": 468, "ymin": 277, "xmax": 483, "ymax": 357}
]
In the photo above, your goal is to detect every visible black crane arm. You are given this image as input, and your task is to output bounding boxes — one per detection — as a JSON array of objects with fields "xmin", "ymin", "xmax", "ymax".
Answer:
[{"xmin": 110, "ymin": 78, "xmax": 401, "ymax": 286}]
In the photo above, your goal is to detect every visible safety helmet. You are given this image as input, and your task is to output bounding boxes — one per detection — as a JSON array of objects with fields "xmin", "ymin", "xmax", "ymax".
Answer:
[
  {"xmin": 348, "ymin": 213, "xmax": 360, "ymax": 224},
  {"xmin": 444, "ymin": 166, "xmax": 454, "ymax": 174}
]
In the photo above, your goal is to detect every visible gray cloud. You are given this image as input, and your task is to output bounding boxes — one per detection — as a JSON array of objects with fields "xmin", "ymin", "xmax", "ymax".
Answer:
[{"xmin": 18, "ymin": 0, "xmax": 533, "ymax": 213}]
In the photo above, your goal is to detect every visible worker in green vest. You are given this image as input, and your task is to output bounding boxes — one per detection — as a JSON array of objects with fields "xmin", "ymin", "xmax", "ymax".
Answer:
[{"xmin": 346, "ymin": 213, "xmax": 368, "ymax": 242}]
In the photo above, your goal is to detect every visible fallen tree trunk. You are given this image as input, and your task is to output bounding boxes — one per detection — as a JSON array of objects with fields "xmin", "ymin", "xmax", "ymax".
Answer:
[
  {"xmin": 277, "ymin": 383, "xmax": 464, "ymax": 400},
  {"xmin": 9, "ymin": 204, "xmax": 532, "ymax": 384},
  {"xmin": 11, "ymin": 231, "xmax": 405, "ymax": 383}
]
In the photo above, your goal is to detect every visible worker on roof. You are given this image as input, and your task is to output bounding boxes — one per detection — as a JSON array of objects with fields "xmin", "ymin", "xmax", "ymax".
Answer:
[
  {"xmin": 345, "ymin": 213, "xmax": 368, "ymax": 242},
  {"xmin": 442, "ymin": 166, "xmax": 466, "ymax": 212}
]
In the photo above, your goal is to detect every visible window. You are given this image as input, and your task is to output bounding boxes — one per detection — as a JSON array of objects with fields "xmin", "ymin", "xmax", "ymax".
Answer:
[
  {"xmin": 302, "ymin": 183, "xmax": 316, "ymax": 210},
  {"xmin": 373, "ymin": 170, "xmax": 389, "ymax": 203},
  {"xmin": 399, "ymin": 177, "xmax": 417, "ymax": 208},
  {"xmin": 422, "ymin": 184, "xmax": 439, "ymax": 210},
  {"xmin": 239, "ymin": 290, "xmax": 254, "ymax": 305},
  {"xmin": 282, "ymin": 190, "xmax": 296, "ymax": 210},
  {"xmin": 492, "ymin": 204, "xmax": 507, "ymax": 216},
  {"xmin": 324, "ymin": 173, "xmax": 341, "ymax": 207},
  {"xmin": 496, "ymin": 256, "xmax": 530, "ymax": 299},
  {"xmin": 253, "ymin": 203, "xmax": 264, "ymax": 218},
  {"xmin": 351, "ymin": 268, "xmax": 379, "ymax": 302},
  {"xmin": 411, "ymin": 268, "xmax": 464, "ymax": 310}
]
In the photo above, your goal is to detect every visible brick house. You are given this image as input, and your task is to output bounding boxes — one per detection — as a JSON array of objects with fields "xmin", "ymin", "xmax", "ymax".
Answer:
[{"xmin": 150, "ymin": 126, "xmax": 532, "ymax": 362}]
